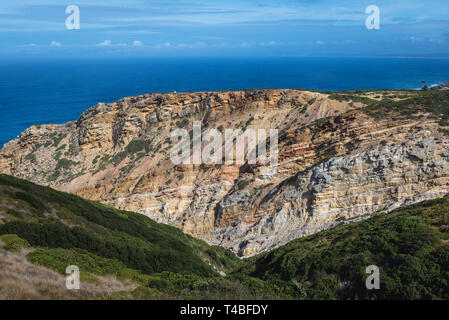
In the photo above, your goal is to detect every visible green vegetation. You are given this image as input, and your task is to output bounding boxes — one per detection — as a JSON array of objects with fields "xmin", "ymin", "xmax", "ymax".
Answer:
[
  {"xmin": 27, "ymin": 247, "xmax": 152, "ymax": 284},
  {"xmin": 92, "ymin": 155, "xmax": 100, "ymax": 164},
  {"xmin": 0, "ymin": 174, "xmax": 240, "ymax": 279},
  {"xmin": 10, "ymin": 191, "xmax": 47, "ymax": 214},
  {"xmin": 310, "ymin": 116, "xmax": 332, "ymax": 126},
  {"xmin": 50, "ymin": 132, "xmax": 66, "ymax": 147},
  {"xmin": 203, "ymin": 110, "xmax": 212, "ymax": 125},
  {"xmin": 109, "ymin": 139, "xmax": 153, "ymax": 165},
  {"xmin": 237, "ymin": 179, "xmax": 250, "ymax": 190},
  {"xmin": 176, "ymin": 118, "xmax": 189, "ymax": 128},
  {"xmin": 141, "ymin": 271, "xmax": 295, "ymax": 299},
  {"xmin": 94, "ymin": 155, "xmax": 111, "ymax": 172},
  {"xmin": 364, "ymin": 90, "xmax": 449, "ymax": 120},
  {"xmin": 308, "ymin": 97, "xmax": 317, "ymax": 105},
  {"xmin": 25, "ymin": 153, "xmax": 36, "ymax": 164},
  {"xmin": 53, "ymin": 151, "xmax": 62, "ymax": 161},
  {"xmin": 236, "ymin": 196, "xmax": 449, "ymax": 299},
  {"xmin": 126, "ymin": 140, "xmax": 146, "ymax": 154},
  {"xmin": 6, "ymin": 208, "xmax": 23, "ymax": 219},
  {"xmin": 328, "ymin": 93, "xmax": 376, "ymax": 104},
  {"xmin": 66, "ymin": 143, "xmax": 76, "ymax": 155},
  {"xmin": 56, "ymin": 158, "xmax": 78, "ymax": 170},
  {"xmin": 329, "ymin": 90, "xmax": 449, "ymax": 121},
  {"xmin": 2, "ymin": 173, "xmax": 449, "ymax": 299},
  {"xmin": 56, "ymin": 144, "xmax": 66, "ymax": 152},
  {"xmin": 47, "ymin": 171, "xmax": 60, "ymax": 182},
  {"xmin": 28, "ymin": 248, "xmax": 126, "ymax": 276},
  {"xmin": 0, "ymin": 234, "xmax": 30, "ymax": 252}
]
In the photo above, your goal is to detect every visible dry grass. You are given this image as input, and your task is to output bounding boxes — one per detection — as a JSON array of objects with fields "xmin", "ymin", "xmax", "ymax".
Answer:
[{"xmin": 0, "ymin": 247, "xmax": 137, "ymax": 300}]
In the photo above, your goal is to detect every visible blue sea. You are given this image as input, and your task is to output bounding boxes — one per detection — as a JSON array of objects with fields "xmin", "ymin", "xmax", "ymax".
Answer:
[{"xmin": 1, "ymin": 57, "xmax": 449, "ymax": 148}]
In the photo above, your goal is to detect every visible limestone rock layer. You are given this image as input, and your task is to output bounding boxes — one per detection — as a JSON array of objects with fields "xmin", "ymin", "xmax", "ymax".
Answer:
[{"xmin": 1, "ymin": 89, "xmax": 448, "ymax": 256}]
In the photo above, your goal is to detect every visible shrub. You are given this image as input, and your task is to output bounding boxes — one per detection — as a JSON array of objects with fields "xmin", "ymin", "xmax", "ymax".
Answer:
[
  {"xmin": 27, "ymin": 248, "xmax": 126, "ymax": 276},
  {"xmin": 25, "ymin": 153, "xmax": 36, "ymax": 163},
  {"xmin": 0, "ymin": 234, "xmax": 30, "ymax": 252},
  {"xmin": 56, "ymin": 158, "xmax": 77, "ymax": 170},
  {"xmin": 6, "ymin": 208, "xmax": 23, "ymax": 219},
  {"xmin": 12, "ymin": 192, "xmax": 47, "ymax": 213},
  {"xmin": 236, "ymin": 196, "xmax": 449, "ymax": 300},
  {"xmin": 126, "ymin": 140, "xmax": 146, "ymax": 154},
  {"xmin": 237, "ymin": 180, "xmax": 250, "ymax": 190}
]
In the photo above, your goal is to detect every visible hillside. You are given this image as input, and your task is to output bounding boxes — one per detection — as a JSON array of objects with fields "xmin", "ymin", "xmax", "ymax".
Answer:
[
  {"xmin": 0, "ymin": 174, "xmax": 306, "ymax": 299},
  {"xmin": 1, "ymin": 89, "xmax": 449, "ymax": 256},
  {"xmin": 1, "ymin": 174, "xmax": 449, "ymax": 299},
  {"xmin": 234, "ymin": 195, "xmax": 449, "ymax": 299},
  {"xmin": 0, "ymin": 174, "xmax": 246, "ymax": 298}
]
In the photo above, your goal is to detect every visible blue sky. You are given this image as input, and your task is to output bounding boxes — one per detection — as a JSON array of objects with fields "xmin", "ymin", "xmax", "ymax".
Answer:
[{"xmin": 0, "ymin": 0, "xmax": 448, "ymax": 58}]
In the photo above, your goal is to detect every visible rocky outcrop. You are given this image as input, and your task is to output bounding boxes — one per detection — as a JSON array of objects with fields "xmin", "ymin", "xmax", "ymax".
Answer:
[
  {"xmin": 217, "ymin": 135, "xmax": 449, "ymax": 256},
  {"xmin": 1, "ymin": 89, "xmax": 448, "ymax": 256},
  {"xmin": 432, "ymin": 81, "xmax": 449, "ymax": 90}
]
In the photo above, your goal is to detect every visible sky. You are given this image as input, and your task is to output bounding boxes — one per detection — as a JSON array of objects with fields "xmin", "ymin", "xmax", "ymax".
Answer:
[{"xmin": 0, "ymin": 0, "xmax": 448, "ymax": 59}]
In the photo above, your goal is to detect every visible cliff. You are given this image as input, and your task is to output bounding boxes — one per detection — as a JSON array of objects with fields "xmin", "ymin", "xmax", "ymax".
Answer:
[{"xmin": 1, "ymin": 88, "xmax": 449, "ymax": 256}]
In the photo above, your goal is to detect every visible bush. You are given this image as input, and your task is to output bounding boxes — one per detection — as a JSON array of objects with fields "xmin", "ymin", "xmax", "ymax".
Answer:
[
  {"xmin": 56, "ymin": 158, "xmax": 77, "ymax": 170},
  {"xmin": 132, "ymin": 286, "xmax": 160, "ymax": 299},
  {"xmin": 27, "ymin": 248, "xmax": 126, "ymax": 276},
  {"xmin": 6, "ymin": 208, "xmax": 23, "ymax": 219},
  {"xmin": 126, "ymin": 140, "xmax": 146, "ymax": 154},
  {"xmin": 236, "ymin": 196, "xmax": 449, "ymax": 300},
  {"xmin": 12, "ymin": 192, "xmax": 47, "ymax": 213},
  {"xmin": 0, "ymin": 234, "xmax": 30, "ymax": 252},
  {"xmin": 237, "ymin": 180, "xmax": 250, "ymax": 190},
  {"xmin": 0, "ymin": 174, "xmax": 241, "ymax": 279},
  {"xmin": 0, "ymin": 220, "xmax": 216, "ymax": 276}
]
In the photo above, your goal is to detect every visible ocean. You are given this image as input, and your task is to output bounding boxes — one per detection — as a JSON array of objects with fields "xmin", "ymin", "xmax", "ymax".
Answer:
[{"xmin": 0, "ymin": 56, "xmax": 448, "ymax": 148}]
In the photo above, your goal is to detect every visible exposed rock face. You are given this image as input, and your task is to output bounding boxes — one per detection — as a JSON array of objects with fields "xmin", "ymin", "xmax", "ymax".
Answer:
[
  {"xmin": 1, "ymin": 89, "xmax": 448, "ymax": 256},
  {"xmin": 220, "ymin": 135, "xmax": 449, "ymax": 256}
]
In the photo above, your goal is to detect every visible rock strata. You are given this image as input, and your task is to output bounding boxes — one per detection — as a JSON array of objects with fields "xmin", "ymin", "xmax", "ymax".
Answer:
[{"xmin": 1, "ymin": 89, "xmax": 448, "ymax": 256}]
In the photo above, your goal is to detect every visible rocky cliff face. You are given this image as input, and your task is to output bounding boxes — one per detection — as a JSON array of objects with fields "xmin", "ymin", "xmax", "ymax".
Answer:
[{"xmin": 1, "ymin": 89, "xmax": 448, "ymax": 256}]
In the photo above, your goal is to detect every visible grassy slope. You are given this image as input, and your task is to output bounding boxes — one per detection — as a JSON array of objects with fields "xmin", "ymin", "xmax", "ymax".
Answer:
[
  {"xmin": 0, "ymin": 174, "xmax": 292, "ymax": 299},
  {"xmin": 332, "ymin": 88, "xmax": 449, "ymax": 124},
  {"xmin": 1, "ymin": 173, "xmax": 449, "ymax": 299},
  {"xmin": 0, "ymin": 174, "xmax": 241, "ymax": 277},
  {"xmin": 235, "ymin": 196, "xmax": 449, "ymax": 299}
]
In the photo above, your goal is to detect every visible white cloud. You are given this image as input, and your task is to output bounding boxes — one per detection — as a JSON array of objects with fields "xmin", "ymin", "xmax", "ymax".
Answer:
[
  {"xmin": 97, "ymin": 40, "xmax": 112, "ymax": 46},
  {"xmin": 173, "ymin": 42, "xmax": 206, "ymax": 49},
  {"xmin": 155, "ymin": 42, "xmax": 171, "ymax": 49},
  {"xmin": 133, "ymin": 40, "xmax": 143, "ymax": 46},
  {"xmin": 315, "ymin": 40, "xmax": 357, "ymax": 45},
  {"xmin": 104, "ymin": 30, "xmax": 160, "ymax": 35},
  {"xmin": 50, "ymin": 41, "xmax": 61, "ymax": 47},
  {"xmin": 260, "ymin": 41, "xmax": 280, "ymax": 46}
]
